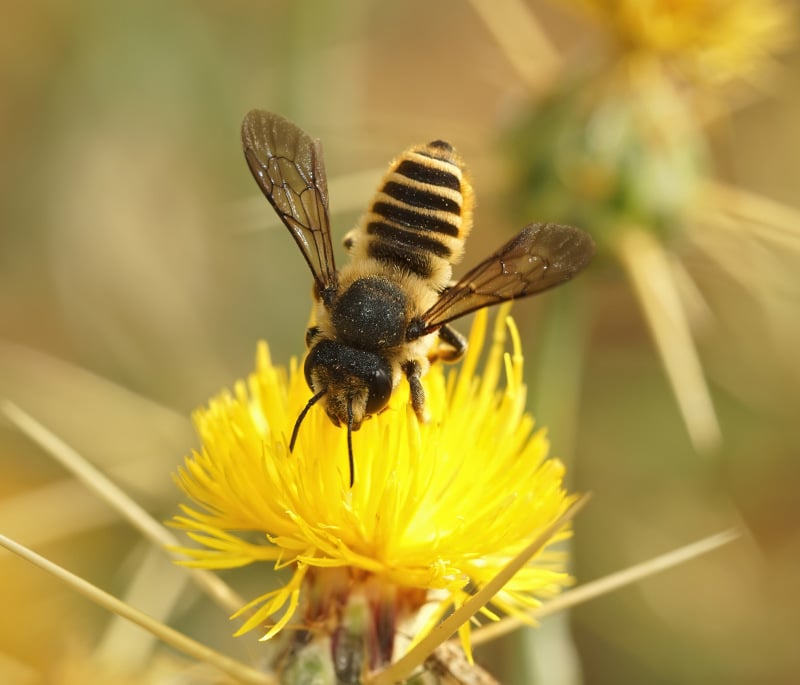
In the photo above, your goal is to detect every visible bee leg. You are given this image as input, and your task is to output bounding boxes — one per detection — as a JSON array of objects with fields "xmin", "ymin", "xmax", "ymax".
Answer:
[
  {"xmin": 430, "ymin": 324, "xmax": 467, "ymax": 363},
  {"xmin": 402, "ymin": 360, "xmax": 429, "ymax": 423}
]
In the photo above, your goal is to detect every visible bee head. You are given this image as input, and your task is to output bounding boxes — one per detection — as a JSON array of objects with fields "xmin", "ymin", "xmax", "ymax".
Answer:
[
  {"xmin": 303, "ymin": 340, "xmax": 393, "ymax": 429},
  {"xmin": 292, "ymin": 340, "xmax": 393, "ymax": 487}
]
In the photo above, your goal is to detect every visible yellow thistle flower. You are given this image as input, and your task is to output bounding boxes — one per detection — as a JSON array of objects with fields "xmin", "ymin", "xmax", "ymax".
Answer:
[
  {"xmin": 171, "ymin": 306, "xmax": 574, "ymax": 674},
  {"xmin": 572, "ymin": 0, "xmax": 794, "ymax": 85}
]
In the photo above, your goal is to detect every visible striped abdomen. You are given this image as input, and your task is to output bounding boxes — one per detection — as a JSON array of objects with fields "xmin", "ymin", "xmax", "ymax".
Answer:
[{"xmin": 348, "ymin": 140, "xmax": 474, "ymax": 291}]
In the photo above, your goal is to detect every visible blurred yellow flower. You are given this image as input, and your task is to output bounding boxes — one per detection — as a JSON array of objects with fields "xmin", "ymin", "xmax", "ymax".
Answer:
[
  {"xmin": 502, "ymin": 0, "xmax": 794, "ymax": 459},
  {"xmin": 573, "ymin": 0, "xmax": 794, "ymax": 85},
  {"xmin": 171, "ymin": 307, "xmax": 573, "ymax": 669}
]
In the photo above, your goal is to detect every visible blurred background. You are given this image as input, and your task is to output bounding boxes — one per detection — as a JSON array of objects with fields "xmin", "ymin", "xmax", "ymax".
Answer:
[{"xmin": 1, "ymin": 1, "xmax": 798, "ymax": 683}]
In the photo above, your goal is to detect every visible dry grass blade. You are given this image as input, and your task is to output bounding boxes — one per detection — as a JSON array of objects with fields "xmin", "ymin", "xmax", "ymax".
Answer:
[
  {"xmin": 368, "ymin": 495, "xmax": 589, "ymax": 685},
  {"xmin": 471, "ymin": 528, "xmax": 740, "ymax": 645},
  {"xmin": 667, "ymin": 251, "xmax": 715, "ymax": 337},
  {"xmin": 0, "ymin": 479, "xmax": 121, "ymax": 548},
  {"xmin": 702, "ymin": 181, "xmax": 800, "ymax": 249},
  {"xmin": 466, "ymin": 0, "xmax": 562, "ymax": 93},
  {"xmin": 94, "ymin": 546, "xmax": 190, "ymax": 671},
  {"xmin": 616, "ymin": 228, "xmax": 722, "ymax": 456},
  {"xmin": 0, "ymin": 400, "xmax": 243, "ymax": 615},
  {"xmin": 688, "ymin": 181, "xmax": 800, "ymax": 309},
  {"xmin": 0, "ymin": 534, "xmax": 276, "ymax": 685},
  {"xmin": 0, "ymin": 342, "xmax": 192, "ymax": 480}
]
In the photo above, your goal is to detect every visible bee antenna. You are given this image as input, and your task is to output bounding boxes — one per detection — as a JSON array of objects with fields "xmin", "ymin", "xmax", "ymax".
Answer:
[
  {"xmin": 346, "ymin": 397, "xmax": 355, "ymax": 488},
  {"xmin": 290, "ymin": 389, "xmax": 326, "ymax": 453}
]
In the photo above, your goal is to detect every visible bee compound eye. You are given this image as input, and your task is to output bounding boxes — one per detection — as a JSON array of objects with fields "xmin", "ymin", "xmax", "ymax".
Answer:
[
  {"xmin": 365, "ymin": 366, "xmax": 392, "ymax": 414},
  {"xmin": 303, "ymin": 347, "xmax": 318, "ymax": 389},
  {"xmin": 303, "ymin": 340, "xmax": 339, "ymax": 390}
]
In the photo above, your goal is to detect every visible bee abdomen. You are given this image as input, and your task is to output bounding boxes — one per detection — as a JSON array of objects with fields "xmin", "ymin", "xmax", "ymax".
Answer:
[
  {"xmin": 382, "ymin": 180, "xmax": 459, "ymax": 214},
  {"xmin": 361, "ymin": 141, "xmax": 473, "ymax": 284}
]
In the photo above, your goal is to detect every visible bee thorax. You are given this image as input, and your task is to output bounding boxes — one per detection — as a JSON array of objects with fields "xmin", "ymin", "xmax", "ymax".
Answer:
[{"xmin": 332, "ymin": 277, "xmax": 408, "ymax": 350}]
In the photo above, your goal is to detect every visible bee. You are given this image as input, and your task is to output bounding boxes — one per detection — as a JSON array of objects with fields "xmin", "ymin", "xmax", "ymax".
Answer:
[{"xmin": 242, "ymin": 110, "xmax": 594, "ymax": 486}]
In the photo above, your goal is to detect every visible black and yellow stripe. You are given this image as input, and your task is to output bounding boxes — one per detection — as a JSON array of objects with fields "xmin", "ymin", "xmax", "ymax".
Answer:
[{"xmin": 359, "ymin": 140, "xmax": 473, "ymax": 284}]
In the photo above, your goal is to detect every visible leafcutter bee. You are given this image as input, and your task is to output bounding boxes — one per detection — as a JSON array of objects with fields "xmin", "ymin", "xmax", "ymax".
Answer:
[{"xmin": 242, "ymin": 110, "xmax": 594, "ymax": 486}]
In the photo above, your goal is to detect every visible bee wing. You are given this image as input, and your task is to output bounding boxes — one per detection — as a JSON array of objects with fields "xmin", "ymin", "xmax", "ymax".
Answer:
[
  {"xmin": 418, "ymin": 223, "xmax": 594, "ymax": 333},
  {"xmin": 241, "ymin": 109, "xmax": 338, "ymax": 300}
]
